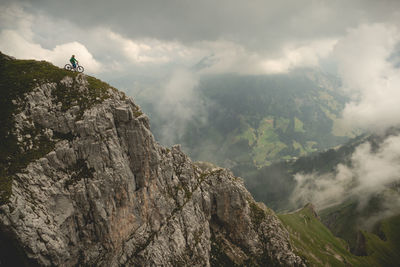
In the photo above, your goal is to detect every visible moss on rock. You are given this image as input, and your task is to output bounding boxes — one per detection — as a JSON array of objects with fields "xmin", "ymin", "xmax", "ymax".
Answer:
[{"xmin": 249, "ymin": 201, "xmax": 267, "ymax": 229}]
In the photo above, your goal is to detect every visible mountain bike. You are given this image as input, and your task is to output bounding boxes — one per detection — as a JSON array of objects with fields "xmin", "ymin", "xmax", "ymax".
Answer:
[{"xmin": 64, "ymin": 63, "xmax": 84, "ymax": 73}]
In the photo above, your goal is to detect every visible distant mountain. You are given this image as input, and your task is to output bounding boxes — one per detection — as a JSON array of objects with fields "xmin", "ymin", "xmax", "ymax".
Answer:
[{"xmin": 142, "ymin": 69, "xmax": 355, "ymax": 175}]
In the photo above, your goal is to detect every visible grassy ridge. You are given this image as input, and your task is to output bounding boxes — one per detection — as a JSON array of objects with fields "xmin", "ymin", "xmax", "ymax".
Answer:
[
  {"xmin": 364, "ymin": 214, "xmax": 400, "ymax": 266},
  {"xmin": 279, "ymin": 205, "xmax": 360, "ymax": 266}
]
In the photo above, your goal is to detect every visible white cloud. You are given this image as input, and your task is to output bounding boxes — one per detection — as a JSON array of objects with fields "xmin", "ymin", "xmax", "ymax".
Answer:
[
  {"xmin": 334, "ymin": 23, "xmax": 400, "ymax": 132},
  {"xmin": 153, "ymin": 69, "xmax": 208, "ymax": 145},
  {"xmin": 260, "ymin": 39, "xmax": 338, "ymax": 74},
  {"xmin": 194, "ymin": 38, "xmax": 337, "ymax": 75},
  {"xmin": 107, "ymin": 31, "xmax": 172, "ymax": 64},
  {"xmin": 0, "ymin": 30, "xmax": 101, "ymax": 73},
  {"xmin": 291, "ymin": 134, "xmax": 400, "ymax": 212},
  {"xmin": 0, "ymin": 3, "xmax": 102, "ymax": 73}
]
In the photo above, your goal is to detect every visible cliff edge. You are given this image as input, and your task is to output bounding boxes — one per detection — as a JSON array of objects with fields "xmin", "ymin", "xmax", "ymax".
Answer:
[{"xmin": 0, "ymin": 54, "xmax": 304, "ymax": 266}]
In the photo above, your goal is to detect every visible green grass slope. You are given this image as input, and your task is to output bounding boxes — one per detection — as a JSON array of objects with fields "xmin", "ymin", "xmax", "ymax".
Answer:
[
  {"xmin": 319, "ymin": 189, "xmax": 400, "ymax": 255},
  {"xmin": 279, "ymin": 205, "xmax": 400, "ymax": 266},
  {"xmin": 363, "ymin": 214, "xmax": 400, "ymax": 267}
]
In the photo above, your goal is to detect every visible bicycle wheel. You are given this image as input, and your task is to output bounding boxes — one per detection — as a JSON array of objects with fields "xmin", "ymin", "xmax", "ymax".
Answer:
[
  {"xmin": 64, "ymin": 64, "xmax": 72, "ymax": 71},
  {"xmin": 77, "ymin": 66, "xmax": 84, "ymax": 73}
]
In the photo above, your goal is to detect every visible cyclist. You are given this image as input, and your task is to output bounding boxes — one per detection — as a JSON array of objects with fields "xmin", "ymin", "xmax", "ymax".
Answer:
[{"xmin": 70, "ymin": 55, "xmax": 78, "ymax": 70}]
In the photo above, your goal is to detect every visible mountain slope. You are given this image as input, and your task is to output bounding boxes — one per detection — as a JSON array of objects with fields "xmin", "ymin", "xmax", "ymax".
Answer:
[
  {"xmin": 279, "ymin": 205, "xmax": 400, "ymax": 266},
  {"xmin": 251, "ymin": 128, "xmax": 400, "ymax": 265},
  {"xmin": 319, "ymin": 185, "xmax": 400, "ymax": 257},
  {"xmin": 0, "ymin": 53, "xmax": 304, "ymax": 266}
]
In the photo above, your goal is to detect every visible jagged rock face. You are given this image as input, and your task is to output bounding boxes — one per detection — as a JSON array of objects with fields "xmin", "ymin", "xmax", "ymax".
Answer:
[{"xmin": 0, "ymin": 72, "xmax": 304, "ymax": 266}]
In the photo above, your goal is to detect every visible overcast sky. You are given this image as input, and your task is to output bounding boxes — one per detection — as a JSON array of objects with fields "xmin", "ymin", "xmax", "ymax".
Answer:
[
  {"xmin": 1, "ymin": 0, "xmax": 400, "ymax": 73},
  {"xmin": 1, "ymin": 0, "xmax": 400, "ymax": 132}
]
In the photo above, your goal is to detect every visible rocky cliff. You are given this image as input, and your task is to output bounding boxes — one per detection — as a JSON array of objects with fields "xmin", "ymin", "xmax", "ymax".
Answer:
[{"xmin": 0, "ymin": 54, "xmax": 304, "ymax": 266}]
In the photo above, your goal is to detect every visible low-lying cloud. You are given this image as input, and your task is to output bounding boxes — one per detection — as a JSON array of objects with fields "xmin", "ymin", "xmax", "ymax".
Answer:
[
  {"xmin": 152, "ymin": 69, "xmax": 209, "ymax": 146},
  {"xmin": 291, "ymin": 134, "xmax": 400, "ymax": 226}
]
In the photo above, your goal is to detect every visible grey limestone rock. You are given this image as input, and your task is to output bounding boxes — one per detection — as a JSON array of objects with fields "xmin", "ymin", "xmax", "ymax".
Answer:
[{"xmin": 0, "ymin": 73, "xmax": 304, "ymax": 266}]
